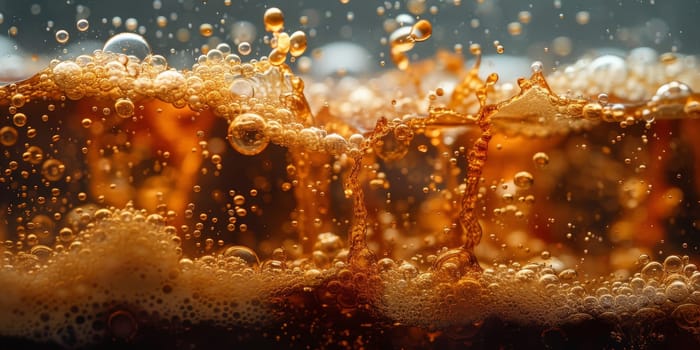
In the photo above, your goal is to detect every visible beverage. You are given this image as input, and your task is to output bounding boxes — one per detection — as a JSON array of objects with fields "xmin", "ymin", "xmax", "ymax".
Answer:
[{"xmin": 1, "ymin": 1, "xmax": 699, "ymax": 348}]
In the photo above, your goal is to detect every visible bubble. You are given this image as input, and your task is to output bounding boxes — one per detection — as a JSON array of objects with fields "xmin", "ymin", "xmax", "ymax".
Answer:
[
  {"xmin": 0, "ymin": 126, "xmax": 18, "ymax": 146},
  {"xmin": 108, "ymin": 310, "xmax": 137, "ymax": 340},
  {"xmin": 58, "ymin": 227, "xmax": 74, "ymax": 242},
  {"xmin": 125, "ymin": 18, "xmax": 138, "ymax": 32},
  {"xmin": 23, "ymin": 146, "xmax": 44, "ymax": 165},
  {"xmin": 12, "ymin": 113, "xmax": 27, "ymax": 127},
  {"xmin": 76, "ymin": 19, "xmax": 89, "ymax": 32},
  {"xmin": 530, "ymin": 61, "xmax": 543, "ymax": 73},
  {"xmin": 324, "ymin": 133, "xmax": 349, "ymax": 155},
  {"xmin": 231, "ymin": 21, "xmax": 257, "ymax": 44},
  {"xmin": 230, "ymin": 78, "xmax": 254, "ymax": 97},
  {"xmin": 664, "ymin": 255, "xmax": 684, "ymax": 274},
  {"xmin": 395, "ymin": 13, "xmax": 415, "ymax": 27},
  {"xmin": 575, "ymin": 11, "xmax": 590, "ymax": 25},
  {"xmin": 507, "ymin": 22, "xmax": 522, "ymax": 36},
  {"xmin": 41, "ymin": 159, "xmax": 66, "ymax": 181},
  {"xmin": 513, "ymin": 171, "xmax": 534, "ymax": 189},
  {"xmin": 237, "ymin": 42, "xmax": 252, "ymax": 56},
  {"xmin": 518, "ymin": 11, "xmax": 532, "ymax": 24},
  {"xmin": 532, "ymin": 152, "xmax": 550, "ymax": 168},
  {"xmin": 655, "ymin": 81, "xmax": 692, "ymax": 100},
  {"xmin": 102, "ymin": 33, "xmax": 151, "ymax": 59},
  {"xmin": 587, "ymin": 55, "xmax": 627, "ymax": 93},
  {"xmin": 114, "ymin": 98, "xmax": 135, "ymax": 118},
  {"xmin": 641, "ymin": 261, "xmax": 664, "ymax": 281},
  {"xmin": 55, "ymin": 30, "xmax": 70, "ymax": 44},
  {"xmin": 227, "ymin": 113, "xmax": 269, "ymax": 156},
  {"xmin": 263, "ymin": 7, "xmax": 285, "ymax": 33},
  {"xmin": 223, "ymin": 245, "xmax": 260, "ymax": 267},
  {"xmin": 666, "ymin": 281, "xmax": 690, "ymax": 302},
  {"xmin": 206, "ymin": 49, "xmax": 224, "ymax": 63},
  {"xmin": 199, "ymin": 23, "xmax": 214, "ymax": 37},
  {"xmin": 552, "ymin": 36, "xmax": 572, "ymax": 57}
]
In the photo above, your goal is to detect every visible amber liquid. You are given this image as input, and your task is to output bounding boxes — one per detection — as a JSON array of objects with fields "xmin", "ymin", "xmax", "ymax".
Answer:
[{"xmin": 2, "ymin": 7, "xmax": 700, "ymax": 349}]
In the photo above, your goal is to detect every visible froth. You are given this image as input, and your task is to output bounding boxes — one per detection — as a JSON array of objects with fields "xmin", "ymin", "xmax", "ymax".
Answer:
[{"xmin": 0, "ymin": 206, "xmax": 320, "ymax": 347}]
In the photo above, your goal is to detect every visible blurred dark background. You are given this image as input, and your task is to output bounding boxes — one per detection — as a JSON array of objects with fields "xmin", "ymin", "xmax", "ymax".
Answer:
[{"xmin": 0, "ymin": 0, "xmax": 697, "ymax": 70}]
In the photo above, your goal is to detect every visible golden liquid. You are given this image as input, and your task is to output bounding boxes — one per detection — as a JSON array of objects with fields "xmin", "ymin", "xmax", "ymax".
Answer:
[{"xmin": 1, "ymin": 4, "xmax": 700, "ymax": 349}]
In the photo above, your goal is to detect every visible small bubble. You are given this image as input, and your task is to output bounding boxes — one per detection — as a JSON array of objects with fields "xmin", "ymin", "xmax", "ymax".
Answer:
[
  {"xmin": 575, "ymin": 11, "xmax": 590, "ymax": 25},
  {"xmin": 514, "ymin": 171, "xmax": 534, "ymax": 189},
  {"xmin": 76, "ymin": 19, "xmax": 89, "ymax": 32},
  {"xmin": 55, "ymin": 30, "xmax": 70, "ymax": 44},
  {"xmin": 530, "ymin": 61, "xmax": 543, "ymax": 73},
  {"xmin": 12, "ymin": 113, "xmax": 27, "ymax": 127},
  {"xmin": 532, "ymin": 152, "xmax": 550, "ymax": 168},
  {"xmin": 507, "ymin": 22, "xmax": 522, "ymax": 36},
  {"xmin": 114, "ymin": 98, "xmax": 135, "ymax": 118},
  {"xmin": 518, "ymin": 11, "xmax": 532, "ymax": 24},
  {"xmin": 199, "ymin": 23, "xmax": 214, "ymax": 37},
  {"xmin": 237, "ymin": 42, "xmax": 252, "ymax": 56},
  {"xmin": 0, "ymin": 126, "xmax": 18, "ymax": 146}
]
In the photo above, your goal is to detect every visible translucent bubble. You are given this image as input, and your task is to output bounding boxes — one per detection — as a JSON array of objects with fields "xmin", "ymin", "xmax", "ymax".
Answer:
[
  {"xmin": 507, "ymin": 22, "xmax": 522, "ymax": 36},
  {"xmin": 532, "ymin": 152, "xmax": 550, "ymax": 168},
  {"xmin": 227, "ymin": 113, "xmax": 269, "ymax": 156},
  {"xmin": 518, "ymin": 11, "xmax": 532, "ymax": 24},
  {"xmin": 0, "ymin": 126, "xmax": 18, "ymax": 146},
  {"xmin": 114, "ymin": 98, "xmax": 135, "ymax": 118},
  {"xmin": 230, "ymin": 78, "xmax": 254, "ymax": 97},
  {"xmin": 530, "ymin": 61, "xmax": 543, "ymax": 73},
  {"xmin": 655, "ymin": 81, "xmax": 692, "ymax": 100},
  {"xmin": 23, "ymin": 146, "xmax": 44, "ymax": 165},
  {"xmin": 231, "ymin": 21, "xmax": 257, "ymax": 44},
  {"xmin": 514, "ymin": 171, "xmax": 534, "ymax": 189},
  {"xmin": 41, "ymin": 159, "xmax": 66, "ymax": 181},
  {"xmin": 666, "ymin": 281, "xmax": 690, "ymax": 302},
  {"xmin": 237, "ymin": 42, "xmax": 252, "ymax": 56},
  {"xmin": 76, "ymin": 19, "xmax": 89, "ymax": 32},
  {"xmin": 58, "ymin": 227, "xmax": 74, "ymax": 242},
  {"xmin": 223, "ymin": 245, "xmax": 260, "ymax": 267},
  {"xmin": 55, "ymin": 29, "xmax": 70, "ymax": 44},
  {"xmin": 206, "ymin": 49, "xmax": 223, "ymax": 63},
  {"xmin": 103, "ymin": 32, "xmax": 151, "ymax": 59},
  {"xmin": 575, "ymin": 11, "xmax": 590, "ymax": 25},
  {"xmin": 641, "ymin": 261, "xmax": 664, "ymax": 281},
  {"xmin": 324, "ymin": 133, "xmax": 348, "ymax": 155},
  {"xmin": 664, "ymin": 255, "xmax": 684, "ymax": 274},
  {"xmin": 12, "ymin": 113, "xmax": 27, "ymax": 127},
  {"xmin": 199, "ymin": 23, "xmax": 214, "ymax": 37}
]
